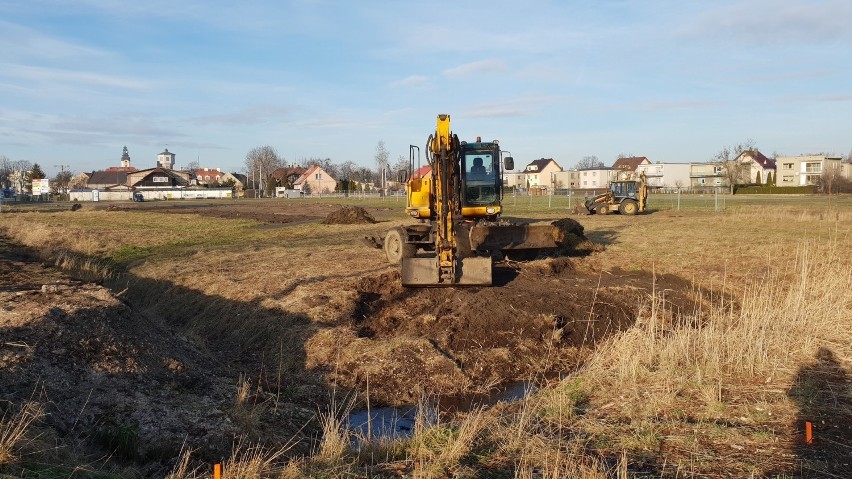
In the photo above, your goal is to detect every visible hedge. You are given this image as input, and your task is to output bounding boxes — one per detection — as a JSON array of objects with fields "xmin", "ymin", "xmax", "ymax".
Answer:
[{"xmin": 734, "ymin": 185, "xmax": 816, "ymax": 195}]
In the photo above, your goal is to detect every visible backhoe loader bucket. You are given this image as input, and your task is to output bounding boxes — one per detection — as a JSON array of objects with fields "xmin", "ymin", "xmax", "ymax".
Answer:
[
  {"xmin": 573, "ymin": 204, "xmax": 591, "ymax": 215},
  {"xmin": 401, "ymin": 257, "xmax": 492, "ymax": 287}
]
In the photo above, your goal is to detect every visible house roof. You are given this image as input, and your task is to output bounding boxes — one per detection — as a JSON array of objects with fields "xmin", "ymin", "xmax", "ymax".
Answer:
[
  {"xmin": 738, "ymin": 150, "xmax": 776, "ymax": 169},
  {"xmin": 410, "ymin": 165, "xmax": 432, "ymax": 180},
  {"xmin": 194, "ymin": 168, "xmax": 223, "ymax": 178},
  {"xmin": 525, "ymin": 158, "xmax": 560, "ymax": 171},
  {"xmin": 158, "ymin": 149, "xmax": 174, "ymax": 156},
  {"xmin": 104, "ymin": 166, "xmax": 138, "ymax": 173},
  {"xmin": 88, "ymin": 170, "xmax": 130, "ymax": 186},
  {"xmin": 271, "ymin": 166, "xmax": 307, "ymax": 181},
  {"xmin": 294, "ymin": 165, "xmax": 336, "ymax": 185},
  {"xmin": 613, "ymin": 156, "xmax": 650, "ymax": 171}
]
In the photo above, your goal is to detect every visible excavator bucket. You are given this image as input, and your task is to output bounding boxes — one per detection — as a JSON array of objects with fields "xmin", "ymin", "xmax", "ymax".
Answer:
[
  {"xmin": 573, "ymin": 204, "xmax": 591, "ymax": 215},
  {"xmin": 401, "ymin": 257, "xmax": 492, "ymax": 287}
]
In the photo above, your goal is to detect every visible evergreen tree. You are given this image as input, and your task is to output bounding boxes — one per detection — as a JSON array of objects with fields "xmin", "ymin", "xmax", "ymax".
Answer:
[
  {"xmin": 766, "ymin": 171, "xmax": 773, "ymax": 186},
  {"xmin": 755, "ymin": 171, "xmax": 761, "ymax": 185},
  {"xmin": 29, "ymin": 163, "xmax": 46, "ymax": 180}
]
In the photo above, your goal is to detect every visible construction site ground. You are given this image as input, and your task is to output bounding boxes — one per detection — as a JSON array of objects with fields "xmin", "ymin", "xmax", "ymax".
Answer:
[{"xmin": 1, "ymin": 197, "xmax": 850, "ymax": 477}]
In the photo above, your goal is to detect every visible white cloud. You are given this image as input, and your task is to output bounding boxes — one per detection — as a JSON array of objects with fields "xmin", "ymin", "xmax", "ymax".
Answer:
[
  {"xmin": 443, "ymin": 60, "xmax": 508, "ymax": 79},
  {"xmin": 191, "ymin": 105, "xmax": 294, "ymax": 126},
  {"xmin": 0, "ymin": 21, "xmax": 112, "ymax": 62},
  {"xmin": 0, "ymin": 63, "xmax": 151, "ymax": 89},
  {"xmin": 389, "ymin": 75, "xmax": 429, "ymax": 88},
  {"xmin": 676, "ymin": 0, "xmax": 852, "ymax": 45},
  {"xmin": 463, "ymin": 95, "xmax": 567, "ymax": 118}
]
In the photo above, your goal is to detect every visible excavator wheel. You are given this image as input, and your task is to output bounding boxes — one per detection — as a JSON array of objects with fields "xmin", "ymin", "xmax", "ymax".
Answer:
[
  {"xmin": 384, "ymin": 227, "xmax": 416, "ymax": 264},
  {"xmin": 619, "ymin": 199, "xmax": 639, "ymax": 215}
]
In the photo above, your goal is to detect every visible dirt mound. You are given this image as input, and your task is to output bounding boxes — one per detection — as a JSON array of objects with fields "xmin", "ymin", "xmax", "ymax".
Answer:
[
  {"xmin": 309, "ymin": 262, "xmax": 703, "ymax": 407},
  {"xmin": 0, "ymin": 236, "xmax": 246, "ymax": 474},
  {"xmin": 321, "ymin": 206, "xmax": 377, "ymax": 224}
]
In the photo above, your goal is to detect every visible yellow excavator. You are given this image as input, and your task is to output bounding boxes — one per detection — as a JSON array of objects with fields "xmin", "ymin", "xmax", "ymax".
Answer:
[{"xmin": 381, "ymin": 114, "xmax": 578, "ymax": 287}]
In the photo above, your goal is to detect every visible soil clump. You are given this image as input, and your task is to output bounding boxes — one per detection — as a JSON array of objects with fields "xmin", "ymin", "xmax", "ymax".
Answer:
[{"xmin": 321, "ymin": 205, "xmax": 377, "ymax": 224}]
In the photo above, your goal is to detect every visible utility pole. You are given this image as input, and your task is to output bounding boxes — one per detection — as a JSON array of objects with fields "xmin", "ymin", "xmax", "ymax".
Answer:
[{"xmin": 54, "ymin": 164, "xmax": 70, "ymax": 201}]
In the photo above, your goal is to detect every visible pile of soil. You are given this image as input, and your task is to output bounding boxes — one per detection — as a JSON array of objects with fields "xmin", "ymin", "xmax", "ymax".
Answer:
[
  {"xmin": 309, "ymin": 260, "xmax": 701, "ymax": 407},
  {"xmin": 321, "ymin": 205, "xmax": 377, "ymax": 224}
]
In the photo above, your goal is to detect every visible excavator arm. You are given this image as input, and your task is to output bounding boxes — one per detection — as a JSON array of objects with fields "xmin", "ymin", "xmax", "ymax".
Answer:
[{"xmin": 401, "ymin": 115, "xmax": 492, "ymax": 286}]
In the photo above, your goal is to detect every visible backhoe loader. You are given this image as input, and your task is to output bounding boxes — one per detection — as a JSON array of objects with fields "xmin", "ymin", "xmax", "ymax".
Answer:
[
  {"xmin": 574, "ymin": 172, "xmax": 648, "ymax": 215},
  {"xmin": 381, "ymin": 114, "xmax": 580, "ymax": 287}
]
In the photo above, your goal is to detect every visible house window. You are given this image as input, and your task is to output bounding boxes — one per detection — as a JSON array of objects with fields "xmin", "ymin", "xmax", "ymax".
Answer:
[
  {"xmin": 592, "ymin": 171, "xmax": 597, "ymax": 176},
  {"xmin": 583, "ymin": 180, "xmax": 587, "ymax": 186},
  {"xmin": 783, "ymin": 163, "xmax": 794, "ymax": 169},
  {"xmin": 782, "ymin": 175, "xmax": 794, "ymax": 182},
  {"xmin": 699, "ymin": 178, "xmax": 706, "ymax": 185},
  {"xmin": 804, "ymin": 162, "xmax": 821, "ymax": 174},
  {"xmin": 315, "ymin": 173, "xmax": 322, "ymax": 180},
  {"xmin": 583, "ymin": 171, "xmax": 587, "ymax": 176}
]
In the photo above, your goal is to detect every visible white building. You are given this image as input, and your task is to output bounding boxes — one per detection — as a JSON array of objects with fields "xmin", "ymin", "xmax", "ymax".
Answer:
[
  {"xmin": 157, "ymin": 148, "xmax": 176, "ymax": 169},
  {"xmin": 638, "ymin": 163, "xmax": 691, "ymax": 189},
  {"xmin": 775, "ymin": 155, "xmax": 842, "ymax": 187},
  {"xmin": 576, "ymin": 167, "xmax": 619, "ymax": 189}
]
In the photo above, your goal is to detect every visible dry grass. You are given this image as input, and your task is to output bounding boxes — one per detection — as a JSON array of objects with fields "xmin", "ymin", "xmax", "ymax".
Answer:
[
  {"xmin": 0, "ymin": 401, "xmax": 44, "ymax": 465},
  {"xmin": 2, "ymin": 198, "xmax": 851, "ymax": 476}
]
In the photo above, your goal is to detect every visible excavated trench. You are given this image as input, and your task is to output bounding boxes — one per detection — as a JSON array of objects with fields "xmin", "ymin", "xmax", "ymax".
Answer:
[
  {"xmin": 321, "ymin": 258, "xmax": 704, "ymax": 438},
  {"xmin": 333, "ymin": 258, "xmax": 699, "ymax": 436}
]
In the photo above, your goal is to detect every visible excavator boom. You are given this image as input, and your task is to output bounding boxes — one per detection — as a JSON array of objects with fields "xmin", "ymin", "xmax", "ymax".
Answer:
[{"xmin": 401, "ymin": 115, "xmax": 492, "ymax": 286}]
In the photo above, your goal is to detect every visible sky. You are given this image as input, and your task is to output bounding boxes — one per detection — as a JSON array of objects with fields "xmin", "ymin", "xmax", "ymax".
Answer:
[{"xmin": 1, "ymin": 0, "xmax": 850, "ymax": 177}]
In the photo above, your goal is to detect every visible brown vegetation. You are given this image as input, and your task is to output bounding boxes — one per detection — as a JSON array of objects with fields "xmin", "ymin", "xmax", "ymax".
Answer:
[{"xmin": 1, "ymin": 198, "xmax": 850, "ymax": 477}]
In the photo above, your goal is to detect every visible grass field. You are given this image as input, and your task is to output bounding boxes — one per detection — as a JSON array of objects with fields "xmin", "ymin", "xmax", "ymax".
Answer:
[{"xmin": 1, "ymin": 193, "xmax": 850, "ymax": 478}]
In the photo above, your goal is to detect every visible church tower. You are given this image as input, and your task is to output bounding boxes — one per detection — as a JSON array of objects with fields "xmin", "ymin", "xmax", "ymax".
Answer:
[{"xmin": 120, "ymin": 146, "xmax": 131, "ymax": 168}]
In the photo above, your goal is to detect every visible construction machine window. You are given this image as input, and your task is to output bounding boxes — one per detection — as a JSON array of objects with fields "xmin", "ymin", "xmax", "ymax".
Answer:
[{"xmin": 463, "ymin": 153, "xmax": 497, "ymax": 205}]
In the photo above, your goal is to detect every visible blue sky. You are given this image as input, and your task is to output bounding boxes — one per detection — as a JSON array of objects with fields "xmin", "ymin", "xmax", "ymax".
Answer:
[{"xmin": 1, "ymin": 0, "xmax": 850, "ymax": 177}]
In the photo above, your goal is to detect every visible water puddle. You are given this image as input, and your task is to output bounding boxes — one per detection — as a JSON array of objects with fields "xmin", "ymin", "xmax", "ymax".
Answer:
[{"xmin": 346, "ymin": 380, "xmax": 536, "ymax": 441}]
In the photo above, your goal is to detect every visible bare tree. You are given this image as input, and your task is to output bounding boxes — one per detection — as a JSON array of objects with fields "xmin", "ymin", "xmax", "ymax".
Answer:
[
  {"xmin": 575, "ymin": 155, "xmax": 603, "ymax": 169},
  {"xmin": 392, "ymin": 154, "xmax": 409, "ymax": 183},
  {"xmin": 185, "ymin": 160, "xmax": 200, "ymax": 171},
  {"xmin": 9, "ymin": 159, "xmax": 33, "ymax": 193},
  {"xmin": 714, "ymin": 139, "xmax": 756, "ymax": 193},
  {"xmin": 0, "ymin": 155, "xmax": 12, "ymax": 189},
  {"xmin": 615, "ymin": 152, "xmax": 635, "ymax": 160},
  {"xmin": 818, "ymin": 162, "xmax": 844, "ymax": 195},
  {"xmin": 52, "ymin": 170, "xmax": 73, "ymax": 198},
  {"xmin": 244, "ymin": 146, "xmax": 282, "ymax": 197},
  {"xmin": 374, "ymin": 141, "xmax": 390, "ymax": 189}
]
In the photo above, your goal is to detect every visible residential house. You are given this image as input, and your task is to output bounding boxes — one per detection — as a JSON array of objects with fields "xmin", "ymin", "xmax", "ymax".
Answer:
[
  {"xmin": 734, "ymin": 150, "xmax": 776, "ymax": 185},
  {"xmin": 612, "ymin": 156, "xmax": 651, "ymax": 179},
  {"xmin": 689, "ymin": 163, "xmax": 727, "ymax": 188},
  {"xmin": 293, "ymin": 165, "xmax": 337, "ymax": 194},
  {"xmin": 87, "ymin": 170, "xmax": 133, "ymax": 190},
  {"xmin": 68, "ymin": 172, "xmax": 91, "ymax": 190},
  {"xmin": 775, "ymin": 155, "xmax": 843, "ymax": 187},
  {"xmin": 271, "ymin": 166, "xmax": 307, "ymax": 189},
  {"xmin": 522, "ymin": 158, "xmax": 562, "ymax": 189},
  {"xmin": 194, "ymin": 168, "xmax": 225, "ymax": 186},
  {"xmin": 576, "ymin": 167, "xmax": 619, "ymax": 190},
  {"xmin": 638, "ymin": 163, "xmax": 691, "ymax": 189},
  {"xmin": 127, "ymin": 167, "xmax": 190, "ymax": 189},
  {"xmin": 552, "ymin": 170, "xmax": 581, "ymax": 189}
]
